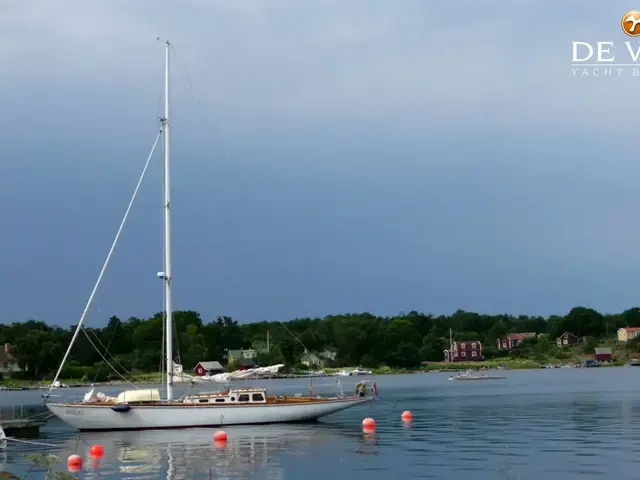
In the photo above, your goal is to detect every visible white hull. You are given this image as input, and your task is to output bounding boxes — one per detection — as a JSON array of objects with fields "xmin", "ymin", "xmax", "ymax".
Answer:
[{"xmin": 47, "ymin": 396, "xmax": 372, "ymax": 431}]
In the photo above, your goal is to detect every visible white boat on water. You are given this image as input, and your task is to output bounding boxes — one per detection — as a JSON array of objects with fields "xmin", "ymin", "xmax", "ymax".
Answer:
[
  {"xmin": 43, "ymin": 40, "xmax": 374, "ymax": 431},
  {"xmin": 46, "ymin": 384, "xmax": 373, "ymax": 431},
  {"xmin": 334, "ymin": 367, "xmax": 373, "ymax": 377},
  {"xmin": 448, "ymin": 370, "xmax": 505, "ymax": 381}
]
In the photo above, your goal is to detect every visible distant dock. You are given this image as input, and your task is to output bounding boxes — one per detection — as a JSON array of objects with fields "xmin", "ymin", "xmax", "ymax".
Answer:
[
  {"xmin": 0, "ymin": 405, "xmax": 50, "ymax": 438},
  {"xmin": 1, "ymin": 418, "xmax": 47, "ymax": 437}
]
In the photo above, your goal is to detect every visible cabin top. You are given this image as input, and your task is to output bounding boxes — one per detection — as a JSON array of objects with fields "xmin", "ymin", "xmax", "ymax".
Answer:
[
  {"xmin": 113, "ymin": 387, "xmax": 273, "ymax": 405},
  {"xmin": 183, "ymin": 388, "xmax": 268, "ymax": 405},
  {"xmin": 229, "ymin": 387, "xmax": 268, "ymax": 394},
  {"xmin": 117, "ymin": 389, "xmax": 160, "ymax": 404}
]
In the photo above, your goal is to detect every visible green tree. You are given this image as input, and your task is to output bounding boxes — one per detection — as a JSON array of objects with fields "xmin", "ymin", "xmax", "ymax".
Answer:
[
  {"xmin": 418, "ymin": 344, "xmax": 439, "ymax": 362},
  {"xmin": 5, "ymin": 304, "xmax": 640, "ymax": 378},
  {"xmin": 15, "ymin": 330, "xmax": 60, "ymax": 378},
  {"xmin": 278, "ymin": 336, "xmax": 302, "ymax": 366},
  {"xmin": 179, "ymin": 323, "xmax": 208, "ymax": 368},
  {"xmin": 386, "ymin": 342, "xmax": 420, "ymax": 368}
]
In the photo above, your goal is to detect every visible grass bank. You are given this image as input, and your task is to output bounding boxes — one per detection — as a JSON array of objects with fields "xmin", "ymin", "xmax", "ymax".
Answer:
[
  {"xmin": 422, "ymin": 359, "xmax": 539, "ymax": 371},
  {"xmin": 323, "ymin": 359, "xmax": 546, "ymax": 373},
  {"xmin": 4, "ymin": 354, "xmax": 631, "ymax": 389},
  {"xmin": 0, "ymin": 371, "xmax": 165, "ymax": 389}
]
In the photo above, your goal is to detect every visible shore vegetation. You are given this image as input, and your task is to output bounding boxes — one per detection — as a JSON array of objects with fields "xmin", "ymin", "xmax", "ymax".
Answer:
[{"xmin": 1, "ymin": 307, "xmax": 638, "ymax": 385}]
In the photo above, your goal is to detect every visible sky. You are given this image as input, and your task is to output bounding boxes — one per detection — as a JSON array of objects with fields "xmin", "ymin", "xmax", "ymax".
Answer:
[{"xmin": 1, "ymin": 0, "xmax": 639, "ymax": 327}]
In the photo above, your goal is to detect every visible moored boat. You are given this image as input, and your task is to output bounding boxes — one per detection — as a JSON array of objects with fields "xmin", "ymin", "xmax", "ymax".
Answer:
[
  {"xmin": 46, "ymin": 385, "xmax": 373, "ymax": 431},
  {"xmin": 43, "ymin": 40, "xmax": 374, "ymax": 431},
  {"xmin": 334, "ymin": 367, "xmax": 373, "ymax": 377},
  {"xmin": 448, "ymin": 370, "xmax": 505, "ymax": 381}
]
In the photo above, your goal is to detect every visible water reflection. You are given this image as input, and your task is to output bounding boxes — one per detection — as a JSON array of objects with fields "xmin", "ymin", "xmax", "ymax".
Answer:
[
  {"xmin": 56, "ymin": 424, "xmax": 353, "ymax": 479},
  {"xmin": 7, "ymin": 371, "xmax": 640, "ymax": 479},
  {"xmin": 356, "ymin": 430, "xmax": 379, "ymax": 456}
]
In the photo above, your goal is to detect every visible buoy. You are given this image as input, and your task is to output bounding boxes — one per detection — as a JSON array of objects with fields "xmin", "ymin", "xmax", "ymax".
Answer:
[
  {"xmin": 362, "ymin": 417, "xmax": 376, "ymax": 429},
  {"xmin": 89, "ymin": 444, "xmax": 104, "ymax": 458},
  {"xmin": 401, "ymin": 410, "xmax": 413, "ymax": 422},
  {"xmin": 213, "ymin": 430, "xmax": 228, "ymax": 442},
  {"xmin": 67, "ymin": 454, "xmax": 83, "ymax": 471}
]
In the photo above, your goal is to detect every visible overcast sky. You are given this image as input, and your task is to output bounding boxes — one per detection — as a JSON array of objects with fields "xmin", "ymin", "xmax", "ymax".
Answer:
[{"xmin": 1, "ymin": 1, "xmax": 638, "ymax": 326}]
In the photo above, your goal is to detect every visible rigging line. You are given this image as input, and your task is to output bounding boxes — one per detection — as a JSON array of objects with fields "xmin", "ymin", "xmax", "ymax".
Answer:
[
  {"xmin": 45, "ymin": 129, "xmax": 163, "ymax": 398},
  {"xmin": 90, "ymin": 327, "xmax": 113, "ymax": 383},
  {"xmin": 80, "ymin": 326, "xmax": 138, "ymax": 385},
  {"xmin": 155, "ymin": 69, "xmax": 165, "ymax": 123},
  {"xmin": 20, "ymin": 411, "xmax": 52, "ymax": 420},
  {"xmin": 170, "ymin": 47, "xmax": 205, "ymax": 110},
  {"xmin": 3, "ymin": 437, "xmax": 57, "ymax": 448},
  {"xmin": 173, "ymin": 315, "xmax": 181, "ymax": 365},
  {"xmin": 170, "ymin": 47, "xmax": 231, "ymax": 159},
  {"xmin": 80, "ymin": 326, "xmax": 138, "ymax": 389},
  {"xmin": 86, "ymin": 321, "xmax": 131, "ymax": 383},
  {"xmin": 277, "ymin": 321, "xmax": 311, "ymax": 354},
  {"xmin": 6, "ymin": 411, "xmax": 55, "ymax": 424}
]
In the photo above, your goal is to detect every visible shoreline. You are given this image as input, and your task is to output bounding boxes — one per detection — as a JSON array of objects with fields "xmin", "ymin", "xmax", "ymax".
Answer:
[{"xmin": 0, "ymin": 360, "xmax": 627, "ymax": 391}]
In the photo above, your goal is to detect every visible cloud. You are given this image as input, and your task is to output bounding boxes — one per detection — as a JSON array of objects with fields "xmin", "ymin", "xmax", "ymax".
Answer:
[
  {"xmin": 3, "ymin": 0, "xmax": 640, "ymax": 324},
  {"xmin": 1, "ymin": 0, "xmax": 633, "ymax": 134}
]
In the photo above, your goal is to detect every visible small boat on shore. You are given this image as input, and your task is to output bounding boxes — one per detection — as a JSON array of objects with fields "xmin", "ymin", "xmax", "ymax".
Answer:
[
  {"xmin": 334, "ymin": 367, "xmax": 372, "ymax": 377},
  {"xmin": 449, "ymin": 370, "xmax": 505, "ymax": 381},
  {"xmin": 351, "ymin": 367, "xmax": 373, "ymax": 376}
]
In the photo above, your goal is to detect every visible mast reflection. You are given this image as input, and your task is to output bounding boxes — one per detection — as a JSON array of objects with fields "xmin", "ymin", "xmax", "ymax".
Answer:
[{"xmin": 58, "ymin": 424, "xmax": 354, "ymax": 479}]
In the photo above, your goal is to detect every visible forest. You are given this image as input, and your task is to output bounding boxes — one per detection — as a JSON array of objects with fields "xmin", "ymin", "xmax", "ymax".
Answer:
[{"xmin": 1, "ymin": 306, "xmax": 639, "ymax": 381}]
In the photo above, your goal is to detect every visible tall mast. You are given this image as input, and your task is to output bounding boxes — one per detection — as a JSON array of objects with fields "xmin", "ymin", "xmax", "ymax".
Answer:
[{"xmin": 163, "ymin": 40, "xmax": 174, "ymax": 401}]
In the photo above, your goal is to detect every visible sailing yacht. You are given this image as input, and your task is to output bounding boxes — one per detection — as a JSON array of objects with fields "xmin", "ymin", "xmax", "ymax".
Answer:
[{"xmin": 44, "ymin": 41, "xmax": 374, "ymax": 431}]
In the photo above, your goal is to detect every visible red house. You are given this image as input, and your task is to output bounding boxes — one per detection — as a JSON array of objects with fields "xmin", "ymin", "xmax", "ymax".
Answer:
[
  {"xmin": 594, "ymin": 347, "xmax": 612, "ymax": 362},
  {"xmin": 497, "ymin": 332, "xmax": 536, "ymax": 350},
  {"xmin": 444, "ymin": 340, "xmax": 483, "ymax": 362},
  {"xmin": 194, "ymin": 361, "xmax": 224, "ymax": 376}
]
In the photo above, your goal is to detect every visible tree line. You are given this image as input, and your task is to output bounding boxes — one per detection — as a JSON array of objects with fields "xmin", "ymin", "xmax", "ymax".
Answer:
[{"xmin": 1, "ymin": 306, "xmax": 639, "ymax": 380}]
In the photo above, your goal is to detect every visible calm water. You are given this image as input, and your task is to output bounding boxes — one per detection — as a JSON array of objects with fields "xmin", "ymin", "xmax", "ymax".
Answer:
[{"xmin": 1, "ymin": 368, "xmax": 640, "ymax": 479}]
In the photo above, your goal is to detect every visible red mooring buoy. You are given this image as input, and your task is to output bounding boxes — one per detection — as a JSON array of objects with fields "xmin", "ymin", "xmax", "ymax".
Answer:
[
  {"xmin": 67, "ymin": 454, "xmax": 83, "ymax": 472},
  {"xmin": 362, "ymin": 417, "xmax": 376, "ymax": 430},
  {"xmin": 89, "ymin": 444, "xmax": 104, "ymax": 458},
  {"xmin": 213, "ymin": 430, "xmax": 228, "ymax": 442},
  {"xmin": 401, "ymin": 410, "xmax": 413, "ymax": 422}
]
